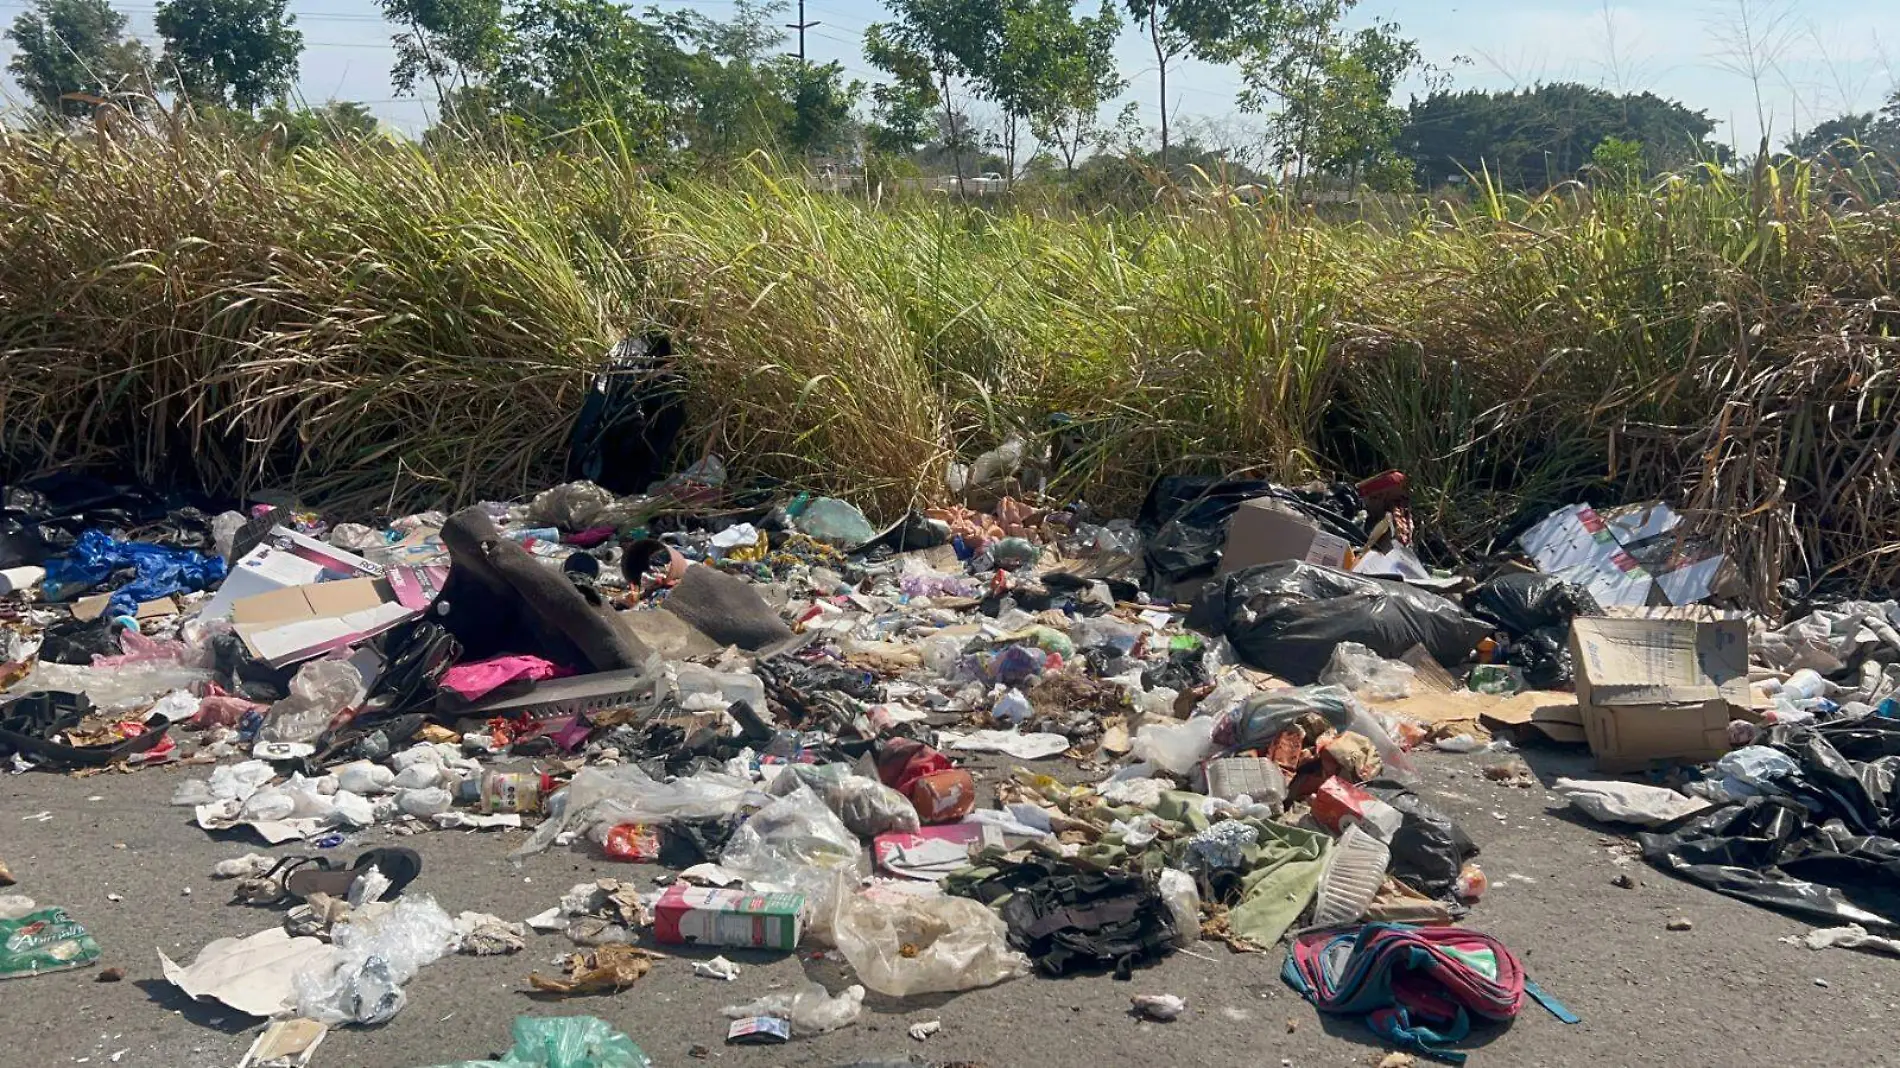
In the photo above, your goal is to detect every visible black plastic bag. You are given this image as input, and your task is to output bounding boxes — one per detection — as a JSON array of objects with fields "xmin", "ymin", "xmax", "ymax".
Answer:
[
  {"xmin": 1472, "ymin": 572, "xmax": 1599, "ymax": 634},
  {"xmin": 1187, "ymin": 561, "xmax": 1489, "ymax": 684},
  {"xmin": 38, "ymin": 617, "xmax": 123, "ymax": 665},
  {"xmin": 565, "ymin": 334, "xmax": 686, "ymax": 496},
  {"xmin": 1367, "ymin": 782, "xmax": 1480, "ymax": 899},
  {"xmin": 210, "ymin": 631, "xmax": 294, "ymax": 703},
  {"xmin": 1136, "ymin": 476, "xmax": 1367, "ymax": 595}
]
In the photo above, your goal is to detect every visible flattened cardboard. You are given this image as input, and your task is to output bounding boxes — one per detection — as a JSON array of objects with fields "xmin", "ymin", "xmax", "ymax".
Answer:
[
  {"xmin": 71, "ymin": 594, "xmax": 178, "ymax": 621},
  {"xmin": 201, "ymin": 526, "xmax": 384, "ymax": 620},
  {"xmin": 1569, "ymin": 616, "xmax": 1751, "ymax": 770},
  {"xmin": 229, "ymin": 568, "xmax": 440, "ymax": 669},
  {"xmin": 1218, "ymin": 497, "xmax": 1349, "ymax": 576},
  {"xmin": 1378, "ymin": 690, "xmax": 1584, "ymax": 743}
]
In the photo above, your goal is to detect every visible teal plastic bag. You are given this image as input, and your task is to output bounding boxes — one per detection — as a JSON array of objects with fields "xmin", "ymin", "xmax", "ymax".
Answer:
[{"xmin": 422, "ymin": 1016, "xmax": 650, "ymax": 1068}]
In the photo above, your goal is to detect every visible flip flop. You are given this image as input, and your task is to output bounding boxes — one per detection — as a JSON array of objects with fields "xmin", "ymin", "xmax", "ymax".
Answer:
[{"xmin": 275, "ymin": 847, "xmax": 424, "ymax": 903}]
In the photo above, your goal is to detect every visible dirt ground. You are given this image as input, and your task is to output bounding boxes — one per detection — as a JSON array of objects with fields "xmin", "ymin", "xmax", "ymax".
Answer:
[{"xmin": 4, "ymin": 746, "xmax": 1892, "ymax": 1068}]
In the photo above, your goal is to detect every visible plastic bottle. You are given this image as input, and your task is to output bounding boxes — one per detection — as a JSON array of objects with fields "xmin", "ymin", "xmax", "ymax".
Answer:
[
  {"xmin": 1782, "ymin": 669, "xmax": 1826, "ymax": 701},
  {"xmin": 455, "ymin": 770, "xmax": 553, "ymax": 814}
]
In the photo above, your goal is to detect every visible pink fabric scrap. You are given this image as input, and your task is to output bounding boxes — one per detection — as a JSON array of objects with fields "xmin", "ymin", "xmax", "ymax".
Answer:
[{"xmin": 439, "ymin": 655, "xmax": 569, "ymax": 702}]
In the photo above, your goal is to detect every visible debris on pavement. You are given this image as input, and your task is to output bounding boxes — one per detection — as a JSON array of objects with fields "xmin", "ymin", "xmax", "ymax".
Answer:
[
  {"xmin": 416, "ymin": 1015, "xmax": 652, "ymax": 1067},
  {"xmin": 527, "ymin": 944, "xmax": 657, "ymax": 995},
  {"xmin": 9, "ymin": 456, "xmax": 1896, "ymax": 1063},
  {"xmin": 1130, "ymin": 993, "xmax": 1187, "ymax": 1021},
  {"xmin": 0, "ymin": 897, "xmax": 101, "ymax": 978}
]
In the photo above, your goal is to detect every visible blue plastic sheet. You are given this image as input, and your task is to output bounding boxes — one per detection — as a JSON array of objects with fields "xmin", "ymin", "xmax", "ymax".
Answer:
[{"xmin": 40, "ymin": 529, "xmax": 227, "ymax": 618}]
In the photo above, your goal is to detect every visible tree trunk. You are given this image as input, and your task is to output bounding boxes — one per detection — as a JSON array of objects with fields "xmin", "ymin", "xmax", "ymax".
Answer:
[
  {"xmin": 1151, "ymin": 7, "xmax": 1168, "ymax": 170},
  {"xmin": 942, "ymin": 71, "xmax": 965, "ymax": 184}
]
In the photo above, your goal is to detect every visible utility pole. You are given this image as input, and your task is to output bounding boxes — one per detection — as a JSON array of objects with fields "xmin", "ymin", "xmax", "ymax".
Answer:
[{"xmin": 785, "ymin": 0, "xmax": 819, "ymax": 62}]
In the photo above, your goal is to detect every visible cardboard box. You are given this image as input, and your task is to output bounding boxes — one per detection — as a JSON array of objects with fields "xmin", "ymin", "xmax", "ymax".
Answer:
[
  {"xmin": 202, "ymin": 527, "xmax": 385, "ymax": 619},
  {"xmin": 229, "ymin": 566, "xmax": 443, "ymax": 669},
  {"xmin": 1218, "ymin": 497, "xmax": 1350, "ymax": 576},
  {"xmin": 652, "ymin": 886, "xmax": 803, "ymax": 951},
  {"xmin": 1569, "ymin": 616, "xmax": 1751, "ymax": 771}
]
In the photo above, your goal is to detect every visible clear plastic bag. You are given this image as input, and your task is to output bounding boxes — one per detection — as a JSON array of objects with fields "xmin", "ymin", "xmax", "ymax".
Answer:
[
  {"xmin": 512, "ymin": 765, "xmax": 764, "ymax": 862},
  {"xmin": 721, "ymin": 981, "xmax": 865, "ymax": 1036},
  {"xmin": 7, "ymin": 660, "xmax": 214, "ymax": 713},
  {"xmin": 1131, "ymin": 717, "xmax": 1217, "ymax": 775},
  {"xmin": 1157, "ymin": 868, "xmax": 1202, "ymax": 948},
  {"xmin": 766, "ymin": 764, "xmax": 920, "ymax": 837},
  {"xmin": 796, "ymin": 498, "xmax": 876, "ymax": 546},
  {"xmin": 829, "ymin": 886, "xmax": 1029, "ymax": 997},
  {"xmin": 260, "ymin": 660, "xmax": 366, "ymax": 744},
  {"xmin": 719, "ymin": 783, "xmax": 865, "ymax": 936},
  {"xmin": 1318, "ymin": 642, "xmax": 1416, "ymax": 700},
  {"xmin": 294, "ymin": 896, "xmax": 458, "ymax": 1025}
]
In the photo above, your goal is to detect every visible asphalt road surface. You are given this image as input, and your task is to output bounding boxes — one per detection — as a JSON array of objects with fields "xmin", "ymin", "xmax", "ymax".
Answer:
[{"xmin": 4, "ymin": 747, "xmax": 1892, "ymax": 1068}]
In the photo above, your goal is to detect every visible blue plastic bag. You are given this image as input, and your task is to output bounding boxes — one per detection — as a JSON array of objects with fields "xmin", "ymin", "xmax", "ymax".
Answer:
[{"xmin": 40, "ymin": 529, "xmax": 227, "ymax": 618}]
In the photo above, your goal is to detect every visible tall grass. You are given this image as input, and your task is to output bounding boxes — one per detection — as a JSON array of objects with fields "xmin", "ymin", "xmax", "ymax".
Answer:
[{"xmin": 2, "ymin": 122, "xmax": 1896, "ymax": 602}]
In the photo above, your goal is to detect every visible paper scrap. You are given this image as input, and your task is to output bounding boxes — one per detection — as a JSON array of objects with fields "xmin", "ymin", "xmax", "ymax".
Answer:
[{"xmin": 159, "ymin": 928, "xmax": 337, "ymax": 1018}]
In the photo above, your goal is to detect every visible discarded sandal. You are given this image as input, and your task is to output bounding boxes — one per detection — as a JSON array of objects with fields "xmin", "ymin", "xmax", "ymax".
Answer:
[{"xmin": 265, "ymin": 847, "xmax": 423, "ymax": 904}]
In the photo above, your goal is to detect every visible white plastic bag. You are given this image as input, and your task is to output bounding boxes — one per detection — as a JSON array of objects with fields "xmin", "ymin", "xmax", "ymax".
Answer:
[
  {"xmin": 830, "ymin": 886, "xmax": 1030, "ymax": 997},
  {"xmin": 1552, "ymin": 778, "xmax": 1712, "ymax": 827},
  {"xmin": 396, "ymin": 787, "xmax": 452, "ymax": 818},
  {"xmin": 335, "ymin": 761, "xmax": 395, "ymax": 795},
  {"xmin": 1131, "ymin": 717, "xmax": 1217, "ymax": 775}
]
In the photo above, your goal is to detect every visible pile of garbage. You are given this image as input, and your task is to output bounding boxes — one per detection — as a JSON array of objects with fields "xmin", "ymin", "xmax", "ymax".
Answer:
[{"xmin": 2, "ymin": 458, "xmax": 1895, "ymax": 1064}]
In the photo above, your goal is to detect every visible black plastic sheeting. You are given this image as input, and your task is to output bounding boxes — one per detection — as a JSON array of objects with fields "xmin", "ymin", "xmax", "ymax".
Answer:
[
  {"xmin": 1186, "ymin": 561, "xmax": 1489, "ymax": 684},
  {"xmin": 1641, "ymin": 715, "xmax": 1900, "ymax": 929},
  {"xmin": 1, "ymin": 475, "xmax": 221, "ymax": 569}
]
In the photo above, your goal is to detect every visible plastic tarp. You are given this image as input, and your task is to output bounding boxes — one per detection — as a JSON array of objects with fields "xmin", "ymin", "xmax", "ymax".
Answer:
[
  {"xmin": 40, "ymin": 529, "xmax": 226, "ymax": 618},
  {"xmin": 1641, "ymin": 715, "xmax": 1900, "ymax": 929},
  {"xmin": 1186, "ymin": 561, "xmax": 1488, "ymax": 684}
]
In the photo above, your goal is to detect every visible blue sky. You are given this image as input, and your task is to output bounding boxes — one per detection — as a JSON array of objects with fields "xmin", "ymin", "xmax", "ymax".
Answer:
[{"xmin": 3, "ymin": 0, "xmax": 1896, "ymax": 152}]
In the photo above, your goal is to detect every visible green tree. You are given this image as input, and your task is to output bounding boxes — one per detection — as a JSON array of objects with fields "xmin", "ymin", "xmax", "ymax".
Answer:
[
  {"xmin": 155, "ymin": 0, "xmax": 302, "ymax": 112},
  {"xmin": 1400, "ymin": 83, "xmax": 1722, "ymax": 190},
  {"xmin": 6, "ymin": 0, "xmax": 150, "ymax": 118},
  {"xmin": 865, "ymin": 0, "xmax": 999, "ymax": 182},
  {"xmin": 862, "ymin": 25, "xmax": 939, "ymax": 157},
  {"xmin": 1589, "ymin": 134, "xmax": 1644, "ymax": 186},
  {"xmin": 1023, "ymin": 0, "xmax": 1124, "ymax": 176},
  {"xmin": 488, "ymin": 0, "xmax": 669, "ymax": 146},
  {"xmin": 978, "ymin": 0, "xmax": 1122, "ymax": 180},
  {"xmin": 780, "ymin": 59, "xmax": 860, "ymax": 157},
  {"xmin": 378, "ymin": 0, "xmax": 505, "ymax": 100},
  {"xmin": 1125, "ymin": 0, "xmax": 1273, "ymax": 168},
  {"xmin": 1236, "ymin": 0, "xmax": 1419, "ymax": 192}
]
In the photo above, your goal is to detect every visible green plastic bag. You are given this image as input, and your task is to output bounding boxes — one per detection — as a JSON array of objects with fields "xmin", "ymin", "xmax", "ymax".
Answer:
[
  {"xmin": 422, "ymin": 1016, "xmax": 651, "ymax": 1068},
  {"xmin": 0, "ymin": 905, "xmax": 102, "ymax": 979}
]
